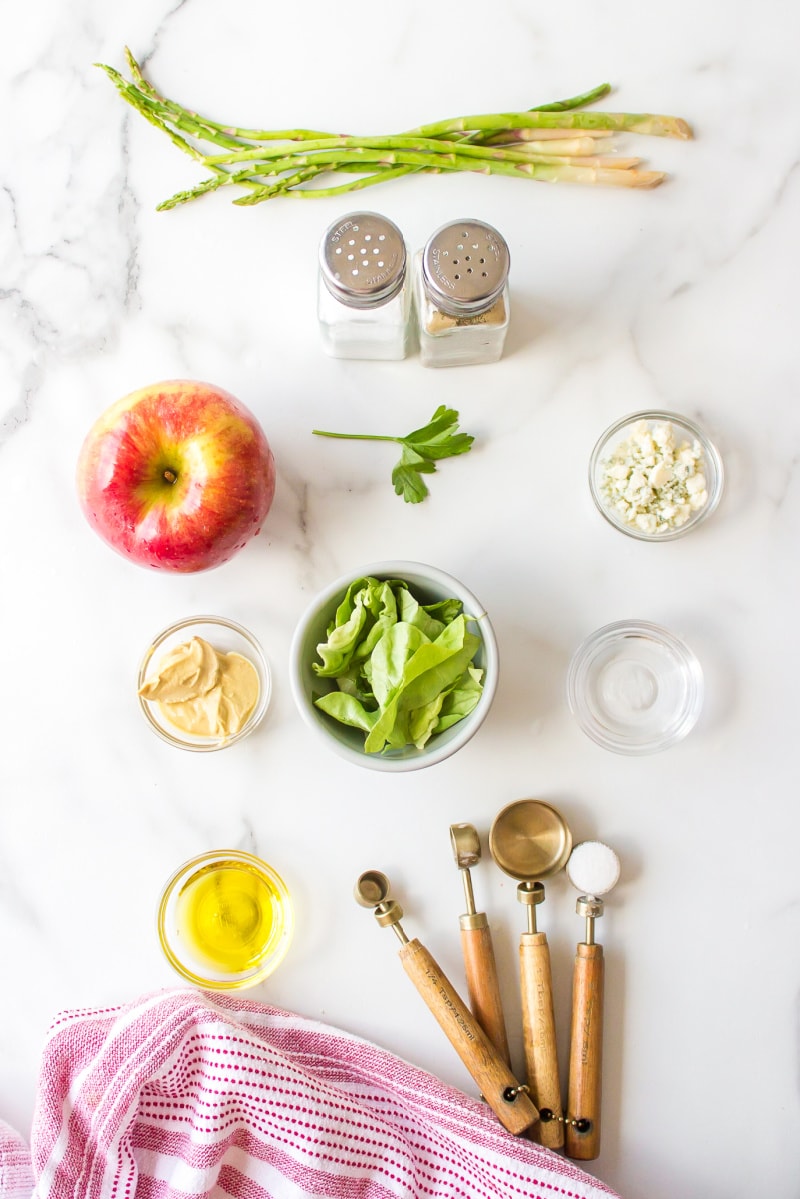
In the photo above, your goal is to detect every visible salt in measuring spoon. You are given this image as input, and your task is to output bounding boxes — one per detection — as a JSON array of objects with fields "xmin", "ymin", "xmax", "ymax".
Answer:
[{"xmin": 564, "ymin": 840, "xmax": 621, "ymax": 1161}]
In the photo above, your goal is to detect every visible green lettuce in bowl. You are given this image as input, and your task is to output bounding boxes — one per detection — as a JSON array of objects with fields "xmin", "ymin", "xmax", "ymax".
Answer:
[{"xmin": 289, "ymin": 563, "xmax": 498, "ymax": 772}]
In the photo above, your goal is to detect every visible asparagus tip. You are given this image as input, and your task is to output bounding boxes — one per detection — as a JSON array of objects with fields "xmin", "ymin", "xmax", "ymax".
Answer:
[{"xmin": 232, "ymin": 192, "xmax": 267, "ymax": 207}]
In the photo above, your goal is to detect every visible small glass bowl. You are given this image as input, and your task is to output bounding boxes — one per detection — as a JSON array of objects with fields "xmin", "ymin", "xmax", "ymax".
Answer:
[
  {"xmin": 138, "ymin": 616, "xmax": 271, "ymax": 751},
  {"xmin": 157, "ymin": 849, "xmax": 294, "ymax": 990},
  {"xmin": 566, "ymin": 620, "xmax": 703, "ymax": 755},
  {"xmin": 589, "ymin": 410, "xmax": 723, "ymax": 541}
]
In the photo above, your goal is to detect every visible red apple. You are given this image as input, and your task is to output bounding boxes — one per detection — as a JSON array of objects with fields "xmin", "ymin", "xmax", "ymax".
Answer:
[{"xmin": 77, "ymin": 379, "xmax": 276, "ymax": 572}]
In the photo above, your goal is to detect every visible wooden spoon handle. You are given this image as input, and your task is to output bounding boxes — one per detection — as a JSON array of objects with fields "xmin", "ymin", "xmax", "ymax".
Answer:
[
  {"xmin": 519, "ymin": 932, "xmax": 564, "ymax": 1148},
  {"xmin": 399, "ymin": 938, "xmax": 538, "ymax": 1136},
  {"xmin": 565, "ymin": 943, "xmax": 604, "ymax": 1160},
  {"xmin": 460, "ymin": 917, "xmax": 511, "ymax": 1065}
]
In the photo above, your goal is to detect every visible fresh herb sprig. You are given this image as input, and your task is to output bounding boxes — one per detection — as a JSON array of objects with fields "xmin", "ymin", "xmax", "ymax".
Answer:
[{"xmin": 312, "ymin": 406, "xmax": 475, "ymax": 504}]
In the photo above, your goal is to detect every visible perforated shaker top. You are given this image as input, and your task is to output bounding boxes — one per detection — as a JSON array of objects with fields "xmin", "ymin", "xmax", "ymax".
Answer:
[
  {"xmin": 421, "ymin": 219, "xmax": 510, "ymax": 318},
  {"xmin": 319, "ymin": 212, "xmax": 407, "ymax": 309}
]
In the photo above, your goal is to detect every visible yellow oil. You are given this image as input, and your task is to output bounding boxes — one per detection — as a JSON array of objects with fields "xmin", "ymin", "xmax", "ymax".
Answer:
[{"xmin": 175, "ymin": 859, "xmax": 287, "ymax": 975}]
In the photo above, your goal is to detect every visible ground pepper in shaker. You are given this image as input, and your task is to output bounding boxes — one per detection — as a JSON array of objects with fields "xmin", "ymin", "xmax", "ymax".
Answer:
[
  {"xmin": 412, "ymin": 219, "xmax": 510, "ymax": 367},
  {"xmin": 317, "ymin": 212, "xmax": 412, "ymax": 360}
]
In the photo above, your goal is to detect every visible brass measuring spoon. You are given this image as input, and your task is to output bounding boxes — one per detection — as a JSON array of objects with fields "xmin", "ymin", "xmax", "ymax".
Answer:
[
  {"xmin": 450, "ymin": 823, "xmax": 511, "ymax": 1065},
  {"xmin": 354, "ymin": 869, "xmax": 538, "ymax": 1137},
  {"xmin": 564, "ymin": 841, "xmax": 621, "ymax": 1161},
  {"xmin": 489, "ymin": 799, "xmax": 572, "ymax": 1149}
]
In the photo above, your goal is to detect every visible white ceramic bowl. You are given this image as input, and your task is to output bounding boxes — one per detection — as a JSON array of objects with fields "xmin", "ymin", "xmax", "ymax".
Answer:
[{"xmin": 289, "ymin": 561, "xmax": 498, "ymax": 772}]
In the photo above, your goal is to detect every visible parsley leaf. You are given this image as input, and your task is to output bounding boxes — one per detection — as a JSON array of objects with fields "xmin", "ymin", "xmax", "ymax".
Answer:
[{"xmin": 312, "ymin": 406, "xmax": 475, "ymax": 504}]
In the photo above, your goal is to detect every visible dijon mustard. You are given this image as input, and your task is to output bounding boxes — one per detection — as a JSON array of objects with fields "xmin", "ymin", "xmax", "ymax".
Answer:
[{"xmin": 139, "ymin": 636, "xmax": 259, "ymax": 738}]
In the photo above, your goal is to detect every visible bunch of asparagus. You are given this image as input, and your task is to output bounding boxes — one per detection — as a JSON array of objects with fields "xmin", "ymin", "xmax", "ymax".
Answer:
[{"xmin": 98, "ymin": 49, "xmax": 692, "ymax": 211}]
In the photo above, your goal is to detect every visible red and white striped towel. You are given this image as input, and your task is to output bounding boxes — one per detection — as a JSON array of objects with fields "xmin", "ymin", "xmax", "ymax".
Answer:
[{"xmin": 1, "ymin": 989, "xmax": 620, "ymax": 1199}]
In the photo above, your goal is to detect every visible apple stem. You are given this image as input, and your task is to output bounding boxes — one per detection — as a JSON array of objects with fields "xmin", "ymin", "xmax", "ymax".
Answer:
[{"xmin": 163, "ymin": 469, "xmax": 177, "ymax": 484}]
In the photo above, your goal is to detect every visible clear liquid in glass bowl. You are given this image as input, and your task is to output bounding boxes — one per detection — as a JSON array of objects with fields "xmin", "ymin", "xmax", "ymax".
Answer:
[{"xmin": 567, "ymin": 620, "xmax": 703, "ymax": 754}]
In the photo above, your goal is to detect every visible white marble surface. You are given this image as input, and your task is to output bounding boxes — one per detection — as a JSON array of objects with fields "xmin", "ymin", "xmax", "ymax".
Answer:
[{"xmin": 2, "ymin": 2, "xmax": 800, "ymax": 1196}]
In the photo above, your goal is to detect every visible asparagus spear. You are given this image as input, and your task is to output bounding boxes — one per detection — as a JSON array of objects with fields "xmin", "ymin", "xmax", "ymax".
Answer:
[{"xmin": 97, "ymin": 51, "xmax": 691, "ymax": 208}]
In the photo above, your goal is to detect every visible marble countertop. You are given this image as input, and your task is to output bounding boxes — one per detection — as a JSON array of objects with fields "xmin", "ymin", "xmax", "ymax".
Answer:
[{"xmin": 3, "ymin": 2, "xmax": 800, "ymax": 1196}]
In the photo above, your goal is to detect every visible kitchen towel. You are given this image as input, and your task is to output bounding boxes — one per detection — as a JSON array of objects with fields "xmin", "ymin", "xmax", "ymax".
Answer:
[{"xmin": 1, "ymin": 989, "xmax": 620, "ymax": 1198}]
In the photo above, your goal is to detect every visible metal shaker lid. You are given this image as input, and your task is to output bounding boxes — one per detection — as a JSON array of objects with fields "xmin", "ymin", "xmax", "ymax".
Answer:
[
  {"xmin": 319, "ymin": 212, "xmax": 406, "ymax": 309},
  {"xmin": 421, "ymin": 219, "xmax": 510, "ymax": 317}
]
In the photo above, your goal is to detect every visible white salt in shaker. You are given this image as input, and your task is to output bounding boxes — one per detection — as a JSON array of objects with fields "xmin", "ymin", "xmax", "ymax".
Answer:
[
  {"xmin": 412, "ymin": 219, "xmax": 510, "ymax": 367},
  {"xmin": 317, "ymin": 212, "xmax": 412, "ymax": 360}
]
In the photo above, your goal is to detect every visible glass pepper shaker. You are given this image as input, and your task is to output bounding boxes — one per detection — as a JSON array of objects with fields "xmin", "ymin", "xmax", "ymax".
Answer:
[
  {"xmin": 412, "ymin": 219, "xmax": 511, "ymax": 367},
  {"xmin": 317, "ymin": 212, "xmax": 412, "ymax": 360}
]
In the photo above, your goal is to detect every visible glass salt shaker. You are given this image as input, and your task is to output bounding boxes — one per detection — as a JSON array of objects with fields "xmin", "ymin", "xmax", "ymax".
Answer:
[
  {"xmin": 412, "ymin": 219, "xmax": 510, "ymax": 368},
  {"xmin": 317, "ymin": 212, "xmax": 412, "ymax": 360}
]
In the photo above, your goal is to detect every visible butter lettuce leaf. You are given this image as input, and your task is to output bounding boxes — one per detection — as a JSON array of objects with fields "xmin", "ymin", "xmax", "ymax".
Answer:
[
  {"xmin": 313, "ymin": 581, "xmax": 369, "ymax": 676},
  {"xmin": 312, "ymin": 576, "xmax": 484, "ymax": 755},
  {"xmin": 435, "ymin": 665, "xmax": 484, "ymax": 732},
  {"xmin": 314, "ymin": 691, "xmax": 379, "ymax": 734},
  {"xmin": 396, "ymin": 588, "xmax": 460, "ymax": 640},
  {"xmin": 408, "ymin": 693, "xmax": 446, "ymax": 749},
  {"xmin": 314, "ymin": 576, "xmax": 399, "ymax": 677},
  {"xmin": 369, "ymin": 622, "xmax": 430, "ymax": 708},
  {"xmin": 364, "ymin": 615, "xmax": 480, "ymax": 754}
]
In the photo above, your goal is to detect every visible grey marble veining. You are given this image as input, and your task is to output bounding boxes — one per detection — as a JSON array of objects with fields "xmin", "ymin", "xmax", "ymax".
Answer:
[{"xmin": 2, "ymin": 1, "xmax": 800, "ymax": 1196}]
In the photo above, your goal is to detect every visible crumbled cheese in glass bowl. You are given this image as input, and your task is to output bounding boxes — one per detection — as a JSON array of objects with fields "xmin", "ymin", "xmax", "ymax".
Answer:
[{"xmin": 589, "ymin": 411, "xmax": 724, "ymax": 541}]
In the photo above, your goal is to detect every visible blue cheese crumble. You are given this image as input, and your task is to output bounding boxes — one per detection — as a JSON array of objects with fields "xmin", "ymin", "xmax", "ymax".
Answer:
[{"xmin": 599, "ymin": 420, "xmax": 708, "ymax": 534}]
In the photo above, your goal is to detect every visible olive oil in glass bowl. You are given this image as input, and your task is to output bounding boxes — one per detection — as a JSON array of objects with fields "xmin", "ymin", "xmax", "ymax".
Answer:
[{"xmin": 157, "ymin": 850, "xmax": 293, "ymax": 989}]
